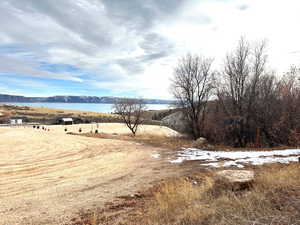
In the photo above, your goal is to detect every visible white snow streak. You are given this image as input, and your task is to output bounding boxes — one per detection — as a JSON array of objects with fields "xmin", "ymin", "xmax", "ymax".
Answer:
[
  {"xmin": 151, "ymin": 153, "xmax": 161, "ymax": 159},
  {"xmin": 170, "ymin": 148, "xmax": 300, "ymax": 168}
]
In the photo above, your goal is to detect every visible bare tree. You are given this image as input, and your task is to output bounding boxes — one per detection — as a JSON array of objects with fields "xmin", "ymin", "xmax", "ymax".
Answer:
[
  {"xmin": 113, "ymin": 98, "xmax": 147, "ymax": 136},
  {"xmin": 170, "ymin": 54, "xmax": 215, "ymax": 139},
  {"xmin": 255, "ymin": 73, "xmax": 280, "ymax": 146},
  {"xmin": 217, "ymin": 38, "xmax": 268, "ymax": 146},
  {"xmin": 272, "ymin": 67, "xmax": 300, "ymax": 144}
]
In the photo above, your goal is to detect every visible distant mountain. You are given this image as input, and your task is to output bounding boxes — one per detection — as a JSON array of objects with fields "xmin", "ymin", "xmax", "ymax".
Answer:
[{"xmin": 0, "ymin": 94, "xmax": 175, "ymax": 105}]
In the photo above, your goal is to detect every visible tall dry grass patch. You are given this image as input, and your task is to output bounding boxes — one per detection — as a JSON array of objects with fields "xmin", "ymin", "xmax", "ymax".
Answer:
[
  {"xmin": 144, "ymin": 164, "xmax": 300, "ymax": 225},
  {"xmin": 148, "ymin": 176, "xmax": 215, "ymax": 225}
]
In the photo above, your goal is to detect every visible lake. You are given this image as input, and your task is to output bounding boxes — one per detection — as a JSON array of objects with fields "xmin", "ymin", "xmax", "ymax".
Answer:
[{"xmin": 0, "ymin": 102, "xmax": 172, "ymax": 113}]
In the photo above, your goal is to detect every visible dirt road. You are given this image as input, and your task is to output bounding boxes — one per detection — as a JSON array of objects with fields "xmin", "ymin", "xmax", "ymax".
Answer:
[{"xmin": 0, "ymin": 127, "xmax": 181, "ymax": 225}]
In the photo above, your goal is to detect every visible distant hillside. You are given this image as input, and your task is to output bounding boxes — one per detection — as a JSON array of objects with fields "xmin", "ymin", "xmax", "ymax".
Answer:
[{"xmin": 0, "ymin": 94, "xmax": 175, "ymax": 104}]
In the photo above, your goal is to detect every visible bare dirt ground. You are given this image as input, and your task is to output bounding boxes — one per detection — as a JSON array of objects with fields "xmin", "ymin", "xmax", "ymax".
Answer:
[
  {"xmin": 44, "ymin": 123, "xmax": 180, "ymax": 136},
  {"xmin": 0, "ymin": 126, "xmax": 184, "ymax": 225}
]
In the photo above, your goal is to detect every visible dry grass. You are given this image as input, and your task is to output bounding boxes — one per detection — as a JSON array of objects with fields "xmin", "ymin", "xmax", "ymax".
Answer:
[
  {"xmin": 80, "ymin": 163, "xmax": 300, "ymax": 225},
  {"xmin": 143, "ymin": 163, "xmax": 300, "ymax": 225},
  {"xmin": 81, "ymin": 133, "xmax": 296, "ymax": 152},
  {"xmin": 82, "ymin": 133, "xmax": 193, "ymax": 150}
]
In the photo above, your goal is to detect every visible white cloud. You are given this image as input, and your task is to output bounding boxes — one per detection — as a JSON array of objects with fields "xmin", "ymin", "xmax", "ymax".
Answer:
[
  {"xmin": 0, "ymin": 0, "xmax": 299, "ymax": 98},
  {"xmin": 0, "ymin": 56, "xmax": 83, "ymax": 82}
]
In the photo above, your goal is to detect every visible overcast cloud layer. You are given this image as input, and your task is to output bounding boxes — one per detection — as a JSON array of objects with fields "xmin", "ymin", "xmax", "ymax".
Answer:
[{"xmin": 0, "ymin": 0, "xmax": 299, "ymax": 98}]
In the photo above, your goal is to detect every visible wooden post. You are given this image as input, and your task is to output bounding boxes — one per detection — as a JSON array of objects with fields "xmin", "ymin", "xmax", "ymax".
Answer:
[{"xmin": 255, "ymin": 127, "xmax": 261, "ymax": 148}]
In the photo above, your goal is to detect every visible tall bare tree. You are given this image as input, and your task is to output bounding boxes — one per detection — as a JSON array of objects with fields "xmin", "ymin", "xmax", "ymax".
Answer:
[
  {"xmin": 170, "ymin": 54, "xmax": 215, "ymax": 139},
  {"xmin": 113, "ymin": 98, "xmax": 146, "ymax": 136},
  {"xmin": 217, "ymin": 38, "xmax": 268, "ymax": 146},
  {"xmin": 255, "ymin": 73, "xmax": 280, "ymax": 146}
]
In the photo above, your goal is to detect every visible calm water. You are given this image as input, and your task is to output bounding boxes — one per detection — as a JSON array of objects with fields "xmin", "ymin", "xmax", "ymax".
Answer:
[{"xmin": 1, "ymin": 102, "xmax": 172, "ymax": 113}]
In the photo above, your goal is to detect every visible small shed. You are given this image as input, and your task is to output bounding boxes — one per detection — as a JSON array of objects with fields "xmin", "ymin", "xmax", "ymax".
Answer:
[
  {"xmin": 57, "ymin": 117, "xmax": 74, "ymax": 125},
  {"xmin": 10, "ymin": 116, "xmax": 27, "ymax": 125}
]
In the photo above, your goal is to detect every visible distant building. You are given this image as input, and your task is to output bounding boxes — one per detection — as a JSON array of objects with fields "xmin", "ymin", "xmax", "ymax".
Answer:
[
  {"xmin": 10, "ymin": 116, "xmax": 27, "ymax": 125},
  {"xmin": 57, "ymin": 117, "xmax": 74, "ymax": 125},
  {"xmin": 55, "ymin": 116, "xmax": 84, "ymax": 125}
]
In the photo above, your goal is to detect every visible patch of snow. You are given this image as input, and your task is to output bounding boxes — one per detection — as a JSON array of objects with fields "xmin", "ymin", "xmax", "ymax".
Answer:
[
  {"xmin": 170, "ymin": 148, "xmax": 300, "ymax": 168},
  {"xmin": 170, "ymin": 158, "xmax": 184, "ymax": 163},
  {"xmin": 202, "ymin": 161, "xmax": 245, "ymax": 168},
  {"xmin": 201, "ymin": 162, "xmax": 220, "ymax": 168},
  {"xmin": 151, "ymin": 153, "xmax": 160, "ymax": 159},
  {"xmin": 236, "ymin": 156, "xmax": 299, "ymax": 165},
  {"xmin": 223, "ymin": 161, "xmax": 245, "ymax": 168}
]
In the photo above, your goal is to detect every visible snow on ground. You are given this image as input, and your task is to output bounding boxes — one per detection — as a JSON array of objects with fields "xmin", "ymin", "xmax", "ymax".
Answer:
[
  {"xmin": 151, "ymin": 153, "xmax": 161, "ymax": 158},
  {"xmin": 170, "ymin": 148, "xmax": 300, "ymax": 168}
]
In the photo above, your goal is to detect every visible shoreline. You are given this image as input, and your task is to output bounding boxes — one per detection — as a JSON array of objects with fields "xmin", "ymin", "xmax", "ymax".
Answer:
[
  {"xmin": 0, "ymin": 102, "xmax": 172, "ymax": 114},
  {"xmin": 0, "ymin": 104, "xmax": 168, "ymax": 127}
]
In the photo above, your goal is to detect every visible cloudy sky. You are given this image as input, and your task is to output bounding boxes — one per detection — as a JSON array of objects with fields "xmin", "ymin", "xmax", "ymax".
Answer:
[{"xmin": 0, "ymin": 0, "xmax": 299, "ymax": 99}]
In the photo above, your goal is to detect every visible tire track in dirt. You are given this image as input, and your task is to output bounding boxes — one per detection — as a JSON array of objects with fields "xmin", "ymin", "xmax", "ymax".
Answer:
[{"xmin": 0, "ymin": 127, "xmax": 181, "ymax": 225}]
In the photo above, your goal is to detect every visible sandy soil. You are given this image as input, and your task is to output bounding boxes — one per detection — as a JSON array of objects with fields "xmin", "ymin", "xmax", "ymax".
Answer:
[
  {"xmin": 42, "ymin": 123, "xmax": 180, "ymax": 136},
  {"xmin": 0, "ymin": 126, "xmax": 182, "ymax": 225}
]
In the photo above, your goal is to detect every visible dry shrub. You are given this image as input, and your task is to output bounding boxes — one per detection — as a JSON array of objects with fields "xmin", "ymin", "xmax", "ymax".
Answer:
[
  {"xmin": 288, "ymin": 129, "xmax": 300, "ymax": 147},
  {"xmin": 144, "ymin": 164, "xmax": 300, "ymax": 225}
]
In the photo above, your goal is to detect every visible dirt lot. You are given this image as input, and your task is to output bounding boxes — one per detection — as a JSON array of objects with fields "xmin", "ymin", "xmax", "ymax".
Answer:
[
  {"xmin": 43, "ymin": 123, "xmax": 180, "ymax": 136},
  {"xmin": 0, "ymin": 126, "xmax": 183, "ymax": 225}
]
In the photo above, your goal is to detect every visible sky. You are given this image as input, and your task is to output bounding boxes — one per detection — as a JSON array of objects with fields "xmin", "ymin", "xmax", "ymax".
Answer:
[{"xmin": 0, "ymin": 0, "xmax": 299, "ymax": 99}]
